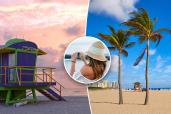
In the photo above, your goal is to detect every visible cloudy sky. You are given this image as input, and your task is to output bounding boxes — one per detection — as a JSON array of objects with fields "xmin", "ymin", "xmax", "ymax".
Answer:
[
  {"xmin": 87, "ymin": 0, "xmax": 171, "ymax": 88},
  {"xmin": 0, "ymin": 0, "xmax": 88, "ymax": 89}
]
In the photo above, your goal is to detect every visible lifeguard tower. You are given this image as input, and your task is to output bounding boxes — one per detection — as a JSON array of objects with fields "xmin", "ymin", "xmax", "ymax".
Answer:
[
  {"xmin": 0, "ymin": 38, "xmax": 65, "ymax": 105},
  {"xmin": 134, "ymin": 82, "xmax": 142, "ymax": 92}
]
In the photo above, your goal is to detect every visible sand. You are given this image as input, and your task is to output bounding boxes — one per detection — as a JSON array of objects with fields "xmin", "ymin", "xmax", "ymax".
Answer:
[
  {"xmin": 0, "ymin": 96, "xmax": 91, "ymax": 114},
  {"xmin": 88, "ymin": 89, "xmax": 171, "ymax": 114},
  {"xmin": 0, "ymin": 88, "xmax": 91, "ymax": 114}
]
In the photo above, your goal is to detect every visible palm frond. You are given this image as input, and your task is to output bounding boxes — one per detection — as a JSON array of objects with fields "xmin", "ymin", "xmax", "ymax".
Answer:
[
  {"xmin": 129, "ymin": 8, "xmax": 152, "ymax": 30},
  {"xmin": 111, "ymin": 35, "xmax": 121, "ymax": 49},
  {"xmin": 153, "ymin": 28, "xmax": 171, "ymax": 33},
  {"xmin": 98, "ymin": 33, "xmax": 110, "ymax": 39},
  {"xmin": 139, "ymin": 35, "xmax": 147, "ymax": 43},
  {"xmin": 123, "ymin": 21, "xmax": 148, "ymax": 34},
  {"xmin": 99, "ymin": 25, "xmax": 135, "ymax": 56},
  {"xmin": 108, "ymin": 25, "xmax": 116, "ymax": 36},
  {"xmin": 117, "ymin": 30, "xmax": 126, "ymax": 47},
  {"xmin": 129, "ymin": 9, "xmax": 146, "ymax": 26},
  {"xmin": 98, "ymin": 33, "xmax": 120, "ymax": 49},
  {"xmin": 124, "ymin": 42, "xmax": 136, "ymax": 48},
  {"xmin": 151, "ymin": 33, "xmax": 163, "ymax": 47},
  {"xmin": 126, "ymin": 29, "xmax": 142, "ymax": 36},
  {"xmin": 139, "ymin": 8, "xmax": 152, "ymax": 30},
  {"xmin": 108, "ymin": 46, "xmax": 116, "ymax": 50},
  {"xmin": 121, "ymin": 49, "xmax": 128, "ymax": 57},
  {"xmin": 99, "ymin": 33, "xmax": 115, "ymax": 45},
  {"xmin": 133, "ymin": 48, "xmax": 146, "ymax": 66},
  {"xmin": 155, "ymin": 37, "xmax": 161, "ymax": 47}
]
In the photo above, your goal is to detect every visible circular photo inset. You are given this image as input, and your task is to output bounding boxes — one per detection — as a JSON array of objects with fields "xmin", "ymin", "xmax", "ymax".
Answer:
[{"xmin": 64, "ymin": 36, "xmax": 111, "ymax": 84}]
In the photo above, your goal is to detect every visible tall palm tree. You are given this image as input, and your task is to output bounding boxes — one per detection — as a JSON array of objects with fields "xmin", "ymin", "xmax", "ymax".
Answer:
[
  {"xmin": 99, "ymin": 26, "xmax": 135, "ymax": 104},
  {"xmin": 123, "ymin": 8, "xmax": 171, "ymax": 105}
]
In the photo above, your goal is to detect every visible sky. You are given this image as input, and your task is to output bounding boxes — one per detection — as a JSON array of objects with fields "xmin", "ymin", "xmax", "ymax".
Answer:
[
  {"xmin": 86, "ymin": 0, "xmax": 171, "ymax": 88},
  {"xmin": 0, "ymin": 0, "xmax": 89, "ymax": 89}
]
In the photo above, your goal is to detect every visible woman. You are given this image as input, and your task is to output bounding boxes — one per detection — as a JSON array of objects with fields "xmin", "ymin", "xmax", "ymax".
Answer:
[{"xmin": 70, "ymin": 41, "xmax": 107, "ymax": 84}]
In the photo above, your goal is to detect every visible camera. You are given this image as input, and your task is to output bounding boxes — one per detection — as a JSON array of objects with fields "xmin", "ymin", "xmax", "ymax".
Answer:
[{"xmin": 77, "ymin": 52, "xmax": 80, "ymax": 59}]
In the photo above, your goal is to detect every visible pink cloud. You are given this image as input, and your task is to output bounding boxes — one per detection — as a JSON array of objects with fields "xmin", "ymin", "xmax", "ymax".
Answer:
[
  {"xmin": 0, "ymin": 0, "xmax": 87, "ymax": 6},
  {"xmin": 0, "ymin": 3, "xmax": 87, "ymax": 30},
  {"xmin": 0, "ymin": 0, "xmax": 89, "ymax": 91}
]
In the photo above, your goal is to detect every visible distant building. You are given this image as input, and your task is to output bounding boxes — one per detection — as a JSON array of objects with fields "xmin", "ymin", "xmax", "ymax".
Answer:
[
  {"xmin": 112, "ymin": 82, "xmax": 118, "ymax": 88},
  {"xmin": 89, "ymin": 82, "xmax": 98, "ymax": 87},
  {"xmin": 89, "ymin": 80, "xmax": 118, "ymax": 89}
]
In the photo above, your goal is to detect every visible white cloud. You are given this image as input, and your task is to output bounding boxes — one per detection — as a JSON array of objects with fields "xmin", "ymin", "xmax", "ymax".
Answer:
[
  {"xmin": 156, "ymin": 55, "xmax": 162, "ymax": 62},
  {"xmin": 155, "ymin": 55, "xmax": 164, "ymax": 70},
  {"xmin": 149, "ymin": 49, "xmax": 156, "ymax": 56},
  {"xmin": 164, "ymin": 65, "xmax": 171, "ymax": 73},
  {"xmin": 110, "ymin": 55, "xmax": 122, "ymax": 72},
  {"xmin": 153, "ymin": 55, "xmax": 167, "ymax": 73},
  {"xmin": 89, "ymin": 0, "xmax": 138, "ymax": 21}
]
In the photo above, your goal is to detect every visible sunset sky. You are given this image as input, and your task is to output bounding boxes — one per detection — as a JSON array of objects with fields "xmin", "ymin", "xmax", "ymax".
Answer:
[{"xmin": 0, "ymin": 0, "xmax": 88, "ymax": 89}]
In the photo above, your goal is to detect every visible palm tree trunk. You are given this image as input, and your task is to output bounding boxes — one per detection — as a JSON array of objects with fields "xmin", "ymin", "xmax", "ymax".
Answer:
[
  {"xmin": 118, "ymin": 51, "xmax": 123, "ymax": 104},
  {"xmin": 144, "ymin": 39, "xmax": 150, "ymax": 105}
]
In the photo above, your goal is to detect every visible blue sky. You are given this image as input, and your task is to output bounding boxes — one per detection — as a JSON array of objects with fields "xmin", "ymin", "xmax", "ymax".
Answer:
[{"xmin": 86, "ymin": 0, "xmax": 171, "ymax": 88}]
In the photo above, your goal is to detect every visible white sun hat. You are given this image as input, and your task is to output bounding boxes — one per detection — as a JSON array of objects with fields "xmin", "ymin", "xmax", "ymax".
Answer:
[{"xmin": 87, "ymin": 41, "xmax": 107, "ymax": 61}]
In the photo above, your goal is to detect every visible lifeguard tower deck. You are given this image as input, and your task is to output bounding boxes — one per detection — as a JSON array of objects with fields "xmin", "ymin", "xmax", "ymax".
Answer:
[{"xmin": 0, "ymin": 39, "xmax": 65, "ymax": 105}]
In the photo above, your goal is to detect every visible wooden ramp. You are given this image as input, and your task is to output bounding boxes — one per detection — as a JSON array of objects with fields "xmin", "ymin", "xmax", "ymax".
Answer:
[{"xmin": 37, "ymin": 88, "xmax": 65, "ymax": 101}]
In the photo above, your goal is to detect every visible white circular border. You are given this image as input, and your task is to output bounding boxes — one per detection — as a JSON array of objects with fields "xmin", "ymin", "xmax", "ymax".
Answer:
[{"xmin": 63, "ymin": 36, "xmax": 111, "ymax": 85}]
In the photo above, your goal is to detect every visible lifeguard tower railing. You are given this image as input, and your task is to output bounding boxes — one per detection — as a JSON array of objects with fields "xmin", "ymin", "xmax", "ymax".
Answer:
[{"xmin": 0, "ymin": 66, "xmax": 64, "ymax": 96}]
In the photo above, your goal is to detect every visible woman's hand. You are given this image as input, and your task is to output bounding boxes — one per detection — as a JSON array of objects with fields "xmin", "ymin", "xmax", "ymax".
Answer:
[
  {"xmin": 71, "ymin": 52, "xmax": 78, "ymax": 63},
  {"xmin": 70, "ymin": 52, "xmax": 78, "ymax": 76}
]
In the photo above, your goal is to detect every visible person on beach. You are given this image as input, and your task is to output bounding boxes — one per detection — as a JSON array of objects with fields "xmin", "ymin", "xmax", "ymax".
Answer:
[{"xmin": 70, "ymin": 41, "xmax": 107, "ymax": 84}]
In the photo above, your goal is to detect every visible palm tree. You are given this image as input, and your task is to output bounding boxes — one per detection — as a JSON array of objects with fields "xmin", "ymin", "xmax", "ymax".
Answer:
[
  {"xmin": 99, "ymin": 26, "xmax": 135, "ymax": 104},
  {"xmin": 123, "ymin": 8, "xmax": 171, "ymax": 105}
]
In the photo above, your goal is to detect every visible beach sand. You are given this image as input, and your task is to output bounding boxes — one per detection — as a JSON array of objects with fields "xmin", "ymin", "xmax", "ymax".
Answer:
[
  {"xmin": 0, "ymin": 88, "xmax": 91, "ymax": 114},
  {"xmin": 88, "ymin": 89, "xmax": 171, "ymax": 114}
]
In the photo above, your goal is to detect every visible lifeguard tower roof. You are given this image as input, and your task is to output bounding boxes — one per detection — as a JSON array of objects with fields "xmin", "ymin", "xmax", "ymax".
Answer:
[{"xmin": 0, "ymin": 38, "xmax": 46, "ymax": 55}]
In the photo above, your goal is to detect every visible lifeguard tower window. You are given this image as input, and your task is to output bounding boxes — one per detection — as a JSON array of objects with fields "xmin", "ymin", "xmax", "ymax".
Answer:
[{"xmin": 9, "ymin": 54, "xmax": 16, "ymax": 81}]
